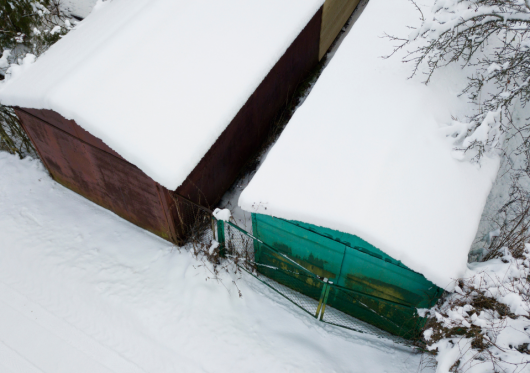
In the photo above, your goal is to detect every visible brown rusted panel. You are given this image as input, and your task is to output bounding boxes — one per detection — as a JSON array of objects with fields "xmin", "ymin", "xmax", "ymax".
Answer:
[
  {"xmin": 15, "ymin": 109, "xmax": 173, "ymax": 241},
  {"xmin": 16, "ymin": 109, "xmax": 101, "ymax": 201},
  {"xmin": 21, "ymin": 108, "xmax": 123, "ymax": 160},
  {"xmin": 85, "ymin": 147, "xmax": 170, "ymax": 238},
  {"xmin": 15, "ymin": 108, "xmax": 54, "ymax": 177},
  {"xmin": 175, "ymin": 7, "xmax": 322, "ymax": 210},
  {"xmin": 23, "ymin": 108, "xmax": 77, "ymax": 137},
  {"xmin": 155, "ymin": 184, "xmax": 179, "ymax": 243},
  {"xmin": 71, "ymin": 123, "xmax": 124, "ymax": 160}
]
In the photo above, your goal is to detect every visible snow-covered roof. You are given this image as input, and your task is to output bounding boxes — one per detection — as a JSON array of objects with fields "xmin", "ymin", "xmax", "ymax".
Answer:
[
  {"xmin": 239, "ymin": 0, "xmax": 500, "ymax": 288},
  {"xmin": 0, "ymin": 0, "xmax": 324, "ymax": 190}
]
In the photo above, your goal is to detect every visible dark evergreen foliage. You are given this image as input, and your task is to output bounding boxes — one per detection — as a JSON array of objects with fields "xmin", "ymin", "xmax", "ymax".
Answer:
[{"xmin": 0, "ymin": 0, "xmax": 69, "ymax": 157}]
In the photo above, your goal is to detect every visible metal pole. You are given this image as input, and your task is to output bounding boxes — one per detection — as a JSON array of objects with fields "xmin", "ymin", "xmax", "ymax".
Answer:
[
  {"xmin": 217, "ymin": 219, "xmax": 226, "ymax": 257},
  {"xmin": 319, "ymin": 282, "xmax": 332, "ymax": 321},
  {"xmin": 315, "ymin": 279, "xmax": 329, "ymax": 318}
]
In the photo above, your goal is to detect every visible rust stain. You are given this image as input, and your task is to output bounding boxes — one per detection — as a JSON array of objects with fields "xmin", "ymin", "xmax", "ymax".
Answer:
[
  {"xmin": 272, "ymin": 243, "xmax": 336, "ymax": 280},
  {"xmin": 344, "ymin": 273, "xmax": 422, "ymax": 306},
  {"xmin": 16, "ymin": 108, "xmax": 174, "ymax": 242}
]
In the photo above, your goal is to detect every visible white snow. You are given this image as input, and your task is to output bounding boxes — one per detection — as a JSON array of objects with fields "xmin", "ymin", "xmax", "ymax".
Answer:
[
  {"xmin": 0, "ymin": 0, "xmax": 324, "ymax": 190},
  {"xmin": 0, "ymin": 50, "xmax": 10, "ymax": 72},
  {"xmin": 61, "ymin": 0, "xmax": 98, "ymax": 19},
  {"xmin": 3, "ymin": 54, "xmax": 36, "ymax": 82},
  {"xmin": 238, "ymin": 0, "xmax": 500, "ymax": 289},
  {"xmin": 213, "ymin": 208, "xmax": 231, "ymax": 222},
  {"xmin": 208, "ymin": 240, "xmax": 219, "ymax": 255},
  {"xmin": 0, "ymin": 151, "xmax": 429, "ymax": 373}
]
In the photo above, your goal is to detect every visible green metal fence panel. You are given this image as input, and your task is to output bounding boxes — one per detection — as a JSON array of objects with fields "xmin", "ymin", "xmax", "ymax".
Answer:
[
  {"xmin": 253, "ymin": 214, "xmax": 345, "ymax": 281},
  {"xmin": 175, "ymin": 194, "xmax": 419, "ymax": 343},
  {"xmin": 338, "ymin": 246, "xmax": 441, "ymax": 308},
  {"xmin": 252, "ymin": 213, "xmax": 443, "ymax": 338},
  {"xmin": 254, "ymin": 240, "xmax": 327, "ymax": 303},
  {"xmin": 288, "ymin": 219, "xmax": 392, "ymax": 261},
  {"xmin": 324, "ymin": 285, "xmax": 423, "ymax": 339},
  {"xmin": 248, "ymin": 234, "xmax": 416, "ymax": 342}
]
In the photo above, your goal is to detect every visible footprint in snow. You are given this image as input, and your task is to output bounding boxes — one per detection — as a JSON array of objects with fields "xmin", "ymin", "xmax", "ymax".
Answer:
[{"xmin": 19, "ymin": 207, "xmax": 42, "ymax": 227}]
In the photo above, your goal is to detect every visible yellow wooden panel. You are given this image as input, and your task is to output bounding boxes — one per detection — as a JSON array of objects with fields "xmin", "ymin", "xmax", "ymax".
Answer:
[{"xmin": 319, "ymin": 0, "xmax": 361, "ymax": 60}]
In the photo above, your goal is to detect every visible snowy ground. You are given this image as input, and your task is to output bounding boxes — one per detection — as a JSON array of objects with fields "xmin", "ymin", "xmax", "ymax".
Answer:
[
  {"xmin": 0, "ymin": 152, "xmax": 429, "ymax": 372},
  {"xmin": 61, "ymin": 0, "xmax": 97, "ymax": 19}
]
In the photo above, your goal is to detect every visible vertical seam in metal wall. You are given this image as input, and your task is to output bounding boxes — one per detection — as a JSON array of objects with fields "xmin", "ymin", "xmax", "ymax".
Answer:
[
  {"xmin": 154, "ymin": 184, "xmax": 178, "ymax": 244},
  {"xmin": 336, "ymin": 245, "xmax": 347, "ymax": 283}
]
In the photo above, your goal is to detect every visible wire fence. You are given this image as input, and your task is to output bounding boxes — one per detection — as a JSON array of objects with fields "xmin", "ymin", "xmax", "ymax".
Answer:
[
  {"xmin": 247, "ymin": 233, "xmax": 415, "ymax": 345},
  {"xmin": 173, "ymin": 194, "xmax": 415, "ymax": 346}
]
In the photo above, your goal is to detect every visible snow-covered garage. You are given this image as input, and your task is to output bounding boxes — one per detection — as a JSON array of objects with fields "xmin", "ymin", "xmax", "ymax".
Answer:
[
  {"xmin": 0, "ymin": 0, "xmax": 360, "ymax": 243},
  {"xmin": 239, "ymin": 0, "xmax": 500, "ymax": 337}
]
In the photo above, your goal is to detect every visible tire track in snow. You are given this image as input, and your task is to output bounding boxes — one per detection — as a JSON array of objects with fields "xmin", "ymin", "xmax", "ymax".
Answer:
[
  {"xmin": 0, "ymin": 282, "xmax": 145, "ymax": 373},
  {"xmin": 0, "ymin": 341, "xmax": 43, "ymax": 373}
]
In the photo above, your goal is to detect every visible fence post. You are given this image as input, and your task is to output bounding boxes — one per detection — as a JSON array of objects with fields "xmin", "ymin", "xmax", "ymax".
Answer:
[
  {"xmin": 315, "ymin": 279, "xmax": 329, "ymax": 319},
  {"xmin": 319, "ymin": 282, "xmax": 332, "ymax": 321},
  {"xmin": 217, "ymin": 219, "xmax": 226, "ymax": 258}
]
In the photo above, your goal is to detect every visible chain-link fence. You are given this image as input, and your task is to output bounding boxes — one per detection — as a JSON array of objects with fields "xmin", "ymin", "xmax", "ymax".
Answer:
[
  {"xmin": 174, "ymin": 194, "xmax": 415, "ymax": 346},
  {"xmin": 246, "ymin": 232, "xmax": 415, "ymax": 344}
]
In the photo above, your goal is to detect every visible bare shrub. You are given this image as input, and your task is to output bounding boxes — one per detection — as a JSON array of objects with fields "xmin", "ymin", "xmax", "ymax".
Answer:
[
  {"xmin": 172, "ymin": 194, "xmax": 255, "ymax": 297},
  {"xmin": 417, "ymin": 248, "xmax": 530, "ymax": 372}
]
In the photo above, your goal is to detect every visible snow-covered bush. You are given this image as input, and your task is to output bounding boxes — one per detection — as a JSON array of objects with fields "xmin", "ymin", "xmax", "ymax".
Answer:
[
  {"xmin": 388, "ymin": 3, "xmax": 530, "ymax": 370},
  {"xmin": 1, "ymin": 0, "xmax": 68, "ymax": 60},
  {"xmin": 419, "ymin": 248, "xmax": 530, "ymax": 372},
  {"xmin": 481, "ymin": 184, "xmax": 530, "ymax": 262},
  {"xmin": 388, "ymin": 0, "xmax": 530, "ymax": 163},
  {"xmin": 0, "ymin": 0, "xmax": 71, "ymax": 156},
  {"xmin": 387, "ymin": 0, "xmax": 530, "ymax": 260}
]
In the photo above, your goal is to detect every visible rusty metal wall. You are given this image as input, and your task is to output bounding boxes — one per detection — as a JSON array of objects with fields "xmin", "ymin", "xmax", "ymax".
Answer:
[
  {"xmin": 22, "ymin": 108, "xmax": 124, "ymax": 159},
  {"xmin": 175, "ymin": 7, "xmax": 323, "ymax": 210},
  {"xmin": 16, "ymin": 108, "xmax": 176, "ymax": 241}
]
